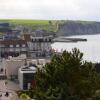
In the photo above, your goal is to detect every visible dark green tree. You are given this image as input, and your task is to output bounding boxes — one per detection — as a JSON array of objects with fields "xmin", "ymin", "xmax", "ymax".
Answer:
[{"xmin": 35, "ymin": 48, "xmax": 98, "ymax": 100}]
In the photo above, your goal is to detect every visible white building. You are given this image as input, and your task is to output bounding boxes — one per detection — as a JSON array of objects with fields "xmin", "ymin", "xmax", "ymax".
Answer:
[
  {"xmin": 18, "ymin": 65, "xmax": 37, "ymax": 90},
  {"xmin": 2, "ymin": 53, "xmax": 50, "ymax": 79},
  {"xmin": 2, "ymin": 55, "xmax": 27, "ymax": 79},
  {"xmin": 27, "ymin": 35, "xmax": 53, "ymax": 58}
]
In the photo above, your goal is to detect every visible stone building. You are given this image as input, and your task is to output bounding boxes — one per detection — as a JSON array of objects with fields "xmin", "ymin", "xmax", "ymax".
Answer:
[
  {"xmin": 27, "ymin": 35, "xmax": 53, "ymax": 58},
  {"xmin": 0, "ymin": 39, "xmax": 28, "ymax": 58}
]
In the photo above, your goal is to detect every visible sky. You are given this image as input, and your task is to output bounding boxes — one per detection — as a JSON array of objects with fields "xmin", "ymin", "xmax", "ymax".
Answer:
[{"xmin": 0, "ymin": 0, "xmax": 100, "ymax": 21}]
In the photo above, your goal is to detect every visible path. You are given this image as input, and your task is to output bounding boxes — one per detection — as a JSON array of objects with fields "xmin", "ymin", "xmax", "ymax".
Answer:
[{"xmin": 0, "ymin": 80, "xmax": 20, "ymax": 100}]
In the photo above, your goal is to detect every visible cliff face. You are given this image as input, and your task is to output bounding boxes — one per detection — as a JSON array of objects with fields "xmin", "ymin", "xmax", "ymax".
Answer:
[{"xmin": 57, "ymin": 21, "xmax": 100, "ymax": 36}]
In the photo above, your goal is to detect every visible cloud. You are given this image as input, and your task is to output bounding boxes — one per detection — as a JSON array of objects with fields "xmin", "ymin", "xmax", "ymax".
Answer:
[{"xmin": 0, "ymin": 0, "xmax": 100, "ymax": 21}]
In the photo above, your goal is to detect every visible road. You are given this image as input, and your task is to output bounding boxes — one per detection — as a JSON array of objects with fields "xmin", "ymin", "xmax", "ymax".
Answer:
[{"xmin": 0, "ymin": 80, "xmax": 20, "ymax": 100}]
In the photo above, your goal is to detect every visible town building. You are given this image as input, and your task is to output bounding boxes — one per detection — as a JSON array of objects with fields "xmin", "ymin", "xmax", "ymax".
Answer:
[
  {"xmin": 0, "ymin": 39, "xmax": 28, "ymax": 58},
  {"xmin": 27, "ymin": 35, "xmax": 53, "ymax": 58},
  {"xmin": 2, "ymin": 53, "xmax": 50, "ymax": 80},
  {"xmin": 0, "ymin": 22, "xmax": 54, "ymax": 59},
  {"xmin": 2, "ymin": 55, "xmax": 27, "ymax": 79},
  {"xmin": 4, "ymin": 30, "xmax": 21, "ymax": 40},
  {"xmin": 0, "ymin": 32, "xmax": 53, "ymax": 59},
  {"xmin": 0, "ymin": 23, "xmax": 11, "ymax": 33},
  {"xmin": 0, "ymin": 24, "xmax": 27, "ymax": 58},
  {"xmin": 18, "ymin": 64, "xmax": 37, "ymax": 90}
]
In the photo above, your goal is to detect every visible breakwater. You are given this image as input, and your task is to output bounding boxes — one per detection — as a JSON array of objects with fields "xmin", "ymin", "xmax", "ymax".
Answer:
[{"xmin": 53, "ymin": 37, "xmax": 87, "ymax": 42}]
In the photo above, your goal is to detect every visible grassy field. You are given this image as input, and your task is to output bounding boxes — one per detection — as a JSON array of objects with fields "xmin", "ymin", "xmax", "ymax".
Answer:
[
  {"xmin": 0, "ymin": 19, "xmax": 50, "ymax": 25},
  {"xmin": 0, "ymin": 19, "xmax": 97, "ymax": 25},
  {"xmin": 0, "ymin": 19, "xmax": 60, "ymax": 32}
]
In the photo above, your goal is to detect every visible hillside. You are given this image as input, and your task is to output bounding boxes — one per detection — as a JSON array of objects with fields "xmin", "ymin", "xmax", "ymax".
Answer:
[
  {"xmin": 0, "ymin": 20, "xmax": 58, "ymax": 34},
  {"xmin": 0, "ymin": 20, "xmax": 100, "ymax": 37},
  {"xmin": 57, "ymin": 20, "xmax": 100, "ymax": 36}
]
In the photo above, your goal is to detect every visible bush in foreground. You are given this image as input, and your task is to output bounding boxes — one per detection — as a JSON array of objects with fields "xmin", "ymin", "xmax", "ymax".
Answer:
[{"xmin": 35, "ymin": 48, "xmax": 100, "ymax": 100}]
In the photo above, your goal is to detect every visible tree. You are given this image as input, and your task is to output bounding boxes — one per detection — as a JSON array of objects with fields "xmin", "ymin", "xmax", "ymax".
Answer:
[
  {"xmin": 35, "ymin": 48, "xmax": 98, "ymax": 100},
  {"xmin": 48, "ymin": 21, "xmax": 52, "ymax": 25}
]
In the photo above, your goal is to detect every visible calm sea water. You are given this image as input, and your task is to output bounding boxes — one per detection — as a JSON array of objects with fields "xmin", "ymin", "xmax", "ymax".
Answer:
[{"xmin": 52, "ymin": 34, "xmax": 100, "ymax": 63}]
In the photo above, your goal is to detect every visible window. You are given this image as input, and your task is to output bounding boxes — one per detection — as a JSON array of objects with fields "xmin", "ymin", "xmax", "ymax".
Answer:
[
  {"xmin": 32, "ymin": 39, "xmax": 35, "ymax": 42},
  {"xmin": 16, "ymin": 44, "xmax": 20, "ymax": 47},
  {"xmin": 9, "ymin": 45, "xmax": 13, "ymax": 47},
  {"xmin": 22, "ymin": 44, "xmax": 26, "ymax": 47}
]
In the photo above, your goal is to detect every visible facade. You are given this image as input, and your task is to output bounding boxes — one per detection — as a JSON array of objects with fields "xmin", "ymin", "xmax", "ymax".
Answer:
[
  {"xmin": 0, "ymin": 31, "xmax": 53, "ymax": 58},
  {"xmin": 0, "ymin": 27, "xmax": 28, "ymax": 58},
  {"xmin": 18, "ymin": 65, "xmax": 37, "ymax": 90},
  {"xmin": 28, "ymin": 35, "xmax": 53, "ymax": 58},
  {"xmin": 2, "ymin": 55, "xmax": 26, "ymax": 79},
  {"xmin": 0, "ymin": 40, "xmax": 28, "ymax": 58},
  {"xmin": 2, "ymin": 54, "xmax": 50, "ymax": 80}
]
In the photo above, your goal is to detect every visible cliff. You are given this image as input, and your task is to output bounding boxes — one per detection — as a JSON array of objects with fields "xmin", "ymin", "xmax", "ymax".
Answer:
[{"xmin": 57, "ymin": 21, "xmax": 100, "ymax": 36}]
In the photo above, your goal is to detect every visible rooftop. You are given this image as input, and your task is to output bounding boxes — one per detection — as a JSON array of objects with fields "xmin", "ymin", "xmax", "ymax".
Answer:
[{"xmin": 19, "ymin": 64, "xmax": 37, "ymax": 73}]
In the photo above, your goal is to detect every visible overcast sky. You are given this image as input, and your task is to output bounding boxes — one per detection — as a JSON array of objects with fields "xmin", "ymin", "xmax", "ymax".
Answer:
[{"xmin": 0, "ymin": 0, "xmax": 100, "ymax": 21}]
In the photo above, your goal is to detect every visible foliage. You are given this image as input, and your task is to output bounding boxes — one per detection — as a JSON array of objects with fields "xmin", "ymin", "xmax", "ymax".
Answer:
[
  {"xmin": 18, "ymin": 90, "xmax": 35, "ymax": 99},
  {"xmin": 20, "ymin": 93, "xmax": 30, "ymax": 100},
  {"xmin": 35, "ymin": 48, "xmax": 99, "ymax": 100}
]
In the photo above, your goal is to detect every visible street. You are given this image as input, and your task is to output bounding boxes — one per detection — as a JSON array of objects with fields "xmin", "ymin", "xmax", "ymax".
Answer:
[{"xmin": 0, "ymin": 80, "xmax": 20, "ymax": 100}]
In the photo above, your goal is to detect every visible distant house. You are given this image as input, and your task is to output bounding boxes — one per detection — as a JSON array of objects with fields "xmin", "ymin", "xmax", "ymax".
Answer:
[
  {"xmin": 0, "ymin": 23, "xmax": 11, "ymax": 32},
  {"xmin": 4, "ymin": 30, "xmax": 21, "ymax": 40},
  {"xmin": 3, "ymin": 56, "xmax": 26, "ymax": 79},
  {"xmin": 27, "ymin": 35, "xmax": 53, "ymax": 58},
  {"xmin": 0, "ymin": 39, "xmax": 28, "ymax": 58}
]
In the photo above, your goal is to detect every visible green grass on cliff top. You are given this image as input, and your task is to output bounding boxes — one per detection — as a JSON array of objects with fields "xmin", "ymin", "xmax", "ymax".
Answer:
[
  {"xmin": 0, "ymin": 19, "xmax": 50, "ymax": 25},
  {"xmin": 0, "ymin": 19, "xmax": 97, "ymax": 26}
]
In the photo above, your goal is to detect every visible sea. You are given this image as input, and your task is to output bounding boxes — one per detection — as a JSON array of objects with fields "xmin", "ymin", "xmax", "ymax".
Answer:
[{"xmin": 51, "ymin": 34, "xmax": 100, "ymax": 63}]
